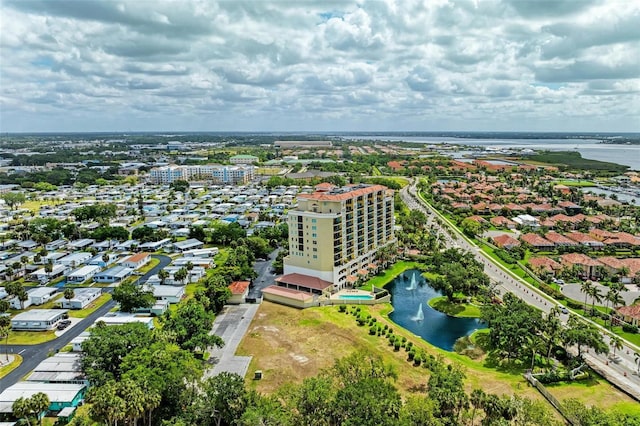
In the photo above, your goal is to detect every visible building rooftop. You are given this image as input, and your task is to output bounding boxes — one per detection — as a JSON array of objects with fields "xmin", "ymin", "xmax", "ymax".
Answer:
[
  {"xmin": 297, "ymin": 184, "xmax": 388, "ymax": 202},
  {"xmin": 228, "ymin": 281, "xmax": 250, "ymax": 295},
  {"xmin": 276, "ymin": 273, "xmax": 334, "ymax": 291},
  {"xmin": 12, "ymin": 309, "xmax": 68, "ymax": 322}
]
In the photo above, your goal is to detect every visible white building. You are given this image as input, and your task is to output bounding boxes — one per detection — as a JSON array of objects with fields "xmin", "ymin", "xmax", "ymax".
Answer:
[
  {"xmin": 11, "ymin": 309, "xmax": 68, "ymax": 331},
  {"xmin": 94, "ymin": 265, "xmax": 133, "ymax": 283},
  {"xmin": 60, "ymin": 288, "xmax": 102, "ymax": 309},
  {"xmin": 149, "ymin": 165, "xmax": 255, "ymax": 185},
  {"xmin": 55, "ymin": 252, "xmax": 92, "ymax": 268},
  {"xmin": 66, "ymin": 265, "xmax": 101, "ymax": 283}
]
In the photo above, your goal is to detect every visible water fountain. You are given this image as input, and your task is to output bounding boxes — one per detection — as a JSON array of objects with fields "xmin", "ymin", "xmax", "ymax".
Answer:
[
  {"xmin": 412, "ymin": 303, "xmax": 424, "ymax": 322},
  {"xmin": 405, "ymin": 272, "xmax": 418, "ymax": 291}
]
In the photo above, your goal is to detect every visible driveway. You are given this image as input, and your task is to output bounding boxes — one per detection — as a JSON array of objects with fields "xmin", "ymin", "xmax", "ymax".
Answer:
[
  {"xmin": 204, "ymin": 304, "xmax": 259, "ymax": 378},
  {"xmin": 562, "ymin": 283, "xmax": 640, "ymax": 307},
  {"xmin": 248, "ymin": 248, "xmax": 280, "ymax": 299}
]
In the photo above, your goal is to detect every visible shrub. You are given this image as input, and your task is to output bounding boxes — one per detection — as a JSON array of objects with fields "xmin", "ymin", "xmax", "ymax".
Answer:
[
  {"xmin": 494, "ymin": 249, "xmax": 516, "ymax": 264},
  {"xmin": 338, "ymin": 305, "xmax": 347, "ymax": 313},
  {"xmin": 394, "ymin": 341, "xmax": 401, "ymax": 351},
  {"xmin": 414, "ymin": 356, "xmax": 422, "ymax": 367},
  {"xmin": 369, "ymin": 326, "xmax": 377, "ymax": 335},
  {"xmin": 623, "ymin": 324, "xmax": 639, "ymax": 333}
]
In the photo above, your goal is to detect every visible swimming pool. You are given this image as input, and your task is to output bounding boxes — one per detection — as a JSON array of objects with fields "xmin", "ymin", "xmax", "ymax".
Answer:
[{"xmin": 339, "ymin": 294, "xmax": 373, "ymax": 300}]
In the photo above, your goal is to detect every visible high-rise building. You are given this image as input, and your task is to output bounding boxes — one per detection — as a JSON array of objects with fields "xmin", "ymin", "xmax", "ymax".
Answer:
[{"xmin": 283, "ymin": 183, "xmax": 395, "ymax": 289}]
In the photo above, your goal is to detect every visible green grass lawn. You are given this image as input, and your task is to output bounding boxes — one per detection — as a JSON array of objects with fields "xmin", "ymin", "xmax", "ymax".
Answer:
[
  {"xmin": 552, "ymin": 180, "xmax": 597, "ymax": 187},
  {"xmin": 0, "ymin": 354, "xmax": 22, "ymax": 378},
  {"xmin": 138, "ymin": 257, "xmax": 160, "ymax": 274},
  {"xmin": 68, "ymin": 293, "xmax": 112, "ymax": 319},
  {"xmin": 7, "ymin": 330, "xmax": 56, "ymax": 345},
  {"xmin": 360, "ymin": 261, "xmax": 424, "ymax": 291},
  {"xmin": 428, "ymin": 296, "xmax": 482, "ymax": 318}
]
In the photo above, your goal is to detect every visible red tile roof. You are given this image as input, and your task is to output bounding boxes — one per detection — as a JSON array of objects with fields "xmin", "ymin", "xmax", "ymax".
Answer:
[
  {"xmin": 560, "ymin": 253, "xmax": 602, "ymax": 267},
  {"xmin": 261, "ymin": 285, "xmax": 314, "ymax": 301},
  {"xmin": 493, "ymin": 234, "xmax": 520, "ymax": 248},
  {"xmin": 124, "ymin": 252, "xmax": 150, "ymax": 263},
  {"xmin": 228, "ymin": 281, "xmax": 250, "ymax": 295},
  {"xmin": 275, "ymin": 273, "xmax": 334, "ymax": 291},
  {"xmin": 520, "ymin": 233, "xmax": 554, "ymax": 247},
  {"xmin": 617, "ymin": 305, "xmax": 640, "ymax": 320},
  {"xmin": 529, "ymin": 257, "xmax": 562, "ymax": 272},
  {"xmin": 298, "ymin": 184, "xmax": 388, "ymax": 202}
]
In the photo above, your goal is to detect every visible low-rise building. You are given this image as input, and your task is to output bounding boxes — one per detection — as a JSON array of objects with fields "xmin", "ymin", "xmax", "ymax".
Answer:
[
  {"xmin": 228, "ymin": 281, "xmax": 250, "ymax": 304},
  {"xmin": 93, "ymin": 265, "xmax": 133, "ymax": 283},
  {"xmin": 0, "ymin": 382, "xmax": 86, "ymax": 414},
  {"xmin": 11, "ymin": 309, "xmax": 68, "ymax": 331},
  {"xmin": 60, "ymin": 288, "xmax": 102, "ymax": 309},
  {"xmin": 121, "ymin": 252, "xmax": 151, "ymax": 270},
  {"xmin": 66, "ymin": 265, "xmax": 101, "ymax": 283}
]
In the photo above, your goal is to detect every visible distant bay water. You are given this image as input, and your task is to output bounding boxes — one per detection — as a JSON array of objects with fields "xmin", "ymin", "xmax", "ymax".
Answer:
[{"xmin": 341, "ymin": 135, "xmax": 640, "ymax": 170}]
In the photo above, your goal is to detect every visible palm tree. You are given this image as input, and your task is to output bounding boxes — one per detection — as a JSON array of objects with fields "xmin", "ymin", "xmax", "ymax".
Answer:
[
  {"xmin": 609, "ymin": 336, "xmax": 623, "ymax": 360},
  {"xmin": 12, "ymin": 397, "xmax": 32, "ymax": 426},
  {"xmin": 0, "ymin": 324, "xmax": 10, "ymax": 362},
  {"xmin": 63, "ymin": 288, "xmax": 75, "ymax": 307},
  {"xmin": 606, "ymin": 290, "xmax": 626, "ymax": 328},
  {"xmin": 29, "ymin": 392, "xmax": 49, "ymax": 426},
  {"xmin": 580, "ymin": 280, "xmax": 593, "ymax": 312},
  {"xmin": 158, "ymin": 269, "xmax": 169, "ymax": 286},
  {"xmin": 586, "ymin": 285, "xmax": 603, "ymax": 317},
  {"xmin": 174, "ymin": 268, "xmax": 188, "ymax": 286},
  {"xmin": 17, "ymin": 289, "xmax": 29, "ymax": 310}
]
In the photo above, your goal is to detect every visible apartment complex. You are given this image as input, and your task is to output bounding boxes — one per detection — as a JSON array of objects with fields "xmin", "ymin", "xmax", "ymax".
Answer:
[
  {"xmin": 149, "ymin": 165, "xmax": 255, "ymax": 185},
  {"xmin": 284, "ymin": 183, "xmax": 395, "ymax": 288},
  {"xmin": 229, "ymin": 154, "xmax": 259, "ymax": 164}
]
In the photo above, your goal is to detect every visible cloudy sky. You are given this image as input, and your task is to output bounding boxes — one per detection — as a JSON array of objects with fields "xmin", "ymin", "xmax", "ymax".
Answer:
[{"xmin": 1, "ymin": 0, "xmax": 639, "ymax": 133}]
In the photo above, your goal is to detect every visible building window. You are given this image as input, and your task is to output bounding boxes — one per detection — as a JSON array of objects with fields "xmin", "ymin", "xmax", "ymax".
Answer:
[{"xmin": 312, "ymin": 219, "xmax": 317, "ymax": 223}]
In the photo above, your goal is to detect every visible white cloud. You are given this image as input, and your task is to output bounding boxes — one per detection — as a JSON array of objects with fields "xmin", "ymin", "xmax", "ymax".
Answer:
[{"xmin": 0, "ymin": 0, "xmax": 638, "ymax": 132}]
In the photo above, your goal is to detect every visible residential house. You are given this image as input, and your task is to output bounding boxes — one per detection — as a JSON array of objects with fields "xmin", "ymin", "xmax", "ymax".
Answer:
[
  {"xmin": 55, "ymin": 252, "xmax": 92, "ymax": 268},
  {"xmin": 11, "ymin": 309, "xmax": 68, "ymax": 331},
  {"xmin": 228, "ymin": 281, "xmax": 250, "ymax": 304},
  {"xmin": 67, "ymin": 239, "xmax": 95, "ymax": 250},
  {"xmin": 26, "ymin": 353, "xmax": 87, "ymax": 385},
  {"xmin": 121, "ymin": 252, "xmax": 151, "ymax": 270},
  {"xmin": 520, "ymin": 233, "xmax": 555, "ymax": 251},
  {"xmin": 616, "ymin": 305, "xmax": 640, "ymax": 327},
  {"xmin": 60, "ymin": 288, "xmax": 102, "ymax": 309},
  {"xmin": 93, "ymin": 265, "xmax": 133, "ymax": 283},
  {"xmin": 66, "ymin": 265, "xmax": 101, "ymax": 283},
  {"xmin": 544, "ymin": 231, "xmax": 579, "ymax": 247},
  {"xmin": 566, "ymin": 231, "xmax": 605, "ymax": 248},
  {"xmin": 559, "ymin": 253, "xmax": 603, "ymax": 279},
  {"xmin": 528, "ymin": 257, "xmax": 562, "ymax": 276},
  {"xmin": 172, "ymin": 238, "xmax": 204, "ymax": 252},
  {"xmin": 0, "ymin": 382, "xmax": 86, "ymax": 415},
  {"xmin": 492, "ymin": 234, "xmax": 521, "ymax": 250},
  {"xmin": 490, "ymin": 216, "xmax": 516, "ymax": 229}
]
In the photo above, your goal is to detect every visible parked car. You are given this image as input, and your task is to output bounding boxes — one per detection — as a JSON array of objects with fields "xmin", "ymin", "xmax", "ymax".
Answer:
[
  {"xmin": 560, "ymin": 306, "xmax": 569, "ymax": 315},
  {"xmin": 57, "ymin": 319, "xmax": 72, "ymax": 330}
]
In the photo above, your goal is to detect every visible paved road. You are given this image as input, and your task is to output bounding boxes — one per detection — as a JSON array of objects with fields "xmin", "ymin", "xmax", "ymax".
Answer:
[
  {"xmin": 0, "ymin": 297, "xmax": 116, "ymax": 392},
  {"xmin": 401, "ymin": 179, "xmax": 640, "ymax": 399},
  {"xmin": 0, "ymin": 253, "xmax": 172, "ymax": 391},
  {"xmin": 248, "ymin": 249, "xmax": 280, "ymax": 299},
  {"xmin": 562, "ymin": 283, "xmax": 640, "ymax": 308}
]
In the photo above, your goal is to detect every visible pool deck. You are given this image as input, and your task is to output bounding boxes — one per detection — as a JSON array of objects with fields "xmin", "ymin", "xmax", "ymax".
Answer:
[{"xmin": 330, "ymin": 289, "xmax": 374, "ymax": 300}]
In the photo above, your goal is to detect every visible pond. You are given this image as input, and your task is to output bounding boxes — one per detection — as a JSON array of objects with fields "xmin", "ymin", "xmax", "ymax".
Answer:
[{"xmin": 388, "ymin": 269, "xmax": 486, "ymax": 351}]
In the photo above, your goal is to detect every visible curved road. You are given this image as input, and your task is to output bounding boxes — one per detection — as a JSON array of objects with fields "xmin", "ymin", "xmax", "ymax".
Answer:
[
  {"xmin": 0, "ymin": 254, "xmax": 171, "ymax": 391},
  {"xmin": 401, "ymin": 179, "xmax": 640, "ymax": 399}
]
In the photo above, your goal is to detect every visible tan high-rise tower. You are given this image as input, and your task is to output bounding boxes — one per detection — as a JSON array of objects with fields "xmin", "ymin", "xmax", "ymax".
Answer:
[{"xmin": 283, "ymin": 183, "xmax": 395, "ymax": 289}]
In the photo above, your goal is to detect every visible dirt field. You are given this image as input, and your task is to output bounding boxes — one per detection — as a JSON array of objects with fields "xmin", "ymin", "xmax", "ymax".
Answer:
[{"xmin": 236, "ymin": 302, "xmax": 541, "ymax": 399}]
